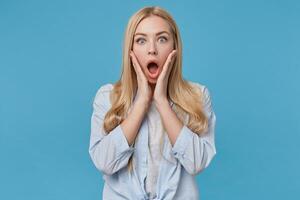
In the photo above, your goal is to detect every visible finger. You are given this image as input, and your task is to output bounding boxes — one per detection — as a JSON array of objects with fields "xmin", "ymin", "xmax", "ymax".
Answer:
[
  {"xmin": 130, "ymin": 51, "xmax": 138, "ymax": 70},
  {"xmin": 130, "ymin": 51, "xmax": 147, "ymax": 80},
  {"xmin": 161, "ymin": 50, "xmax": 177, "ymax": 77},
  {"xmin": 168, "ymin": 50, "xmax": 177, "ymax": 71},
  {"xmin": 168, "ymin": 50, "xmax": 177, "ymax": 73},
  {"xmin": 130, "ymin": 51, "xmax": 142, "ymax": 75}
]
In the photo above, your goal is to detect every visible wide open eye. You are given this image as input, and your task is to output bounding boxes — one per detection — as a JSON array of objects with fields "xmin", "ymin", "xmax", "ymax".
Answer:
[
  {"xmin": 158, "ymin": 36, "xmax": 168, "ymax": 43},
  {"xmin": 136, "ymin": 38, "xmax": 146, "ymax": 44}
]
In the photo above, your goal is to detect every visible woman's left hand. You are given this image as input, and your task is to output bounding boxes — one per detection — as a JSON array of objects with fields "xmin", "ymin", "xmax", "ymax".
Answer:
[{"xmin": 153, "ymin": 49, "xmax": 177, "ymax": 104}]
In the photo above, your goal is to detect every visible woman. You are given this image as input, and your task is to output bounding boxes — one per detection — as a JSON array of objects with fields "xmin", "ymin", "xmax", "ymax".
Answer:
[{"xmin": 89, "ymin": 6, "xmax": 217, "ymax": 200}]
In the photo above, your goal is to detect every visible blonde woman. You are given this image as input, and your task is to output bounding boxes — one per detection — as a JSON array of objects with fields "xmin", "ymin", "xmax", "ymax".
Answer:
[{"xmin": 89, "ymin": 6, "xmax": 217, "ymax": 200}]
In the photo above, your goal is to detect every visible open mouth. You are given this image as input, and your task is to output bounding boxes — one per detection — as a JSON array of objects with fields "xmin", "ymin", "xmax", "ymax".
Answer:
[
  {"xmin": 147, "ymin": 62, "xmax": 159, "ymax": 79},
  {"xmin": 147, "ymin": 62, "xmax": 159, "ymax": 75}
]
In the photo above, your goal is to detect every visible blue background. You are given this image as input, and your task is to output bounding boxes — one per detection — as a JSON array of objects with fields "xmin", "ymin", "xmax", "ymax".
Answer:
[{"xmin": 1, "ymin": 0, "xmax": 299, "ymax": 199}]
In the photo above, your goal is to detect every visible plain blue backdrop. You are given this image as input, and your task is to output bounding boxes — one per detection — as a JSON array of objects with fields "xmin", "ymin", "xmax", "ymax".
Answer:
[{"xmin": 0, "ymin": 0, "xmax": 299, "ymax": 199}]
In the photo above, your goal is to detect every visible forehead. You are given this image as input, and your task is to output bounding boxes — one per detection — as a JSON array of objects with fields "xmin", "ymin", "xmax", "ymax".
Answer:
[{"xmin": 135, "ymin": 15, "xmax": 171, "ymax": 34}]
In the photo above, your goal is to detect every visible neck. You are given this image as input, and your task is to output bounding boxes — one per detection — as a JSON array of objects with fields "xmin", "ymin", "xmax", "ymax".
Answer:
[{"xmin": 150, "ymin": 83, "xmax": 155, "ymax": 91}]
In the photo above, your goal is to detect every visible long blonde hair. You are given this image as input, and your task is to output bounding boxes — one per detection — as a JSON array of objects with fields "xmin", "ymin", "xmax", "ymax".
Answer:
[{"xmin": 102, "ymin": 6, "xmax": 209, "ymax": 173}]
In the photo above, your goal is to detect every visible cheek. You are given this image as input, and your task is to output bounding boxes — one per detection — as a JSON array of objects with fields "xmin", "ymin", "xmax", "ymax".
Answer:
[
  {"xmin": 159, "ymin": 42, "xmax": 174, "ymax": 57},
  {"xmin": 132, "ymin": 48, "xmax": 147, "ymax": 69},
  {"xmin": 160, "ymin": 48, "xmax": 174, "ymax": 63}
]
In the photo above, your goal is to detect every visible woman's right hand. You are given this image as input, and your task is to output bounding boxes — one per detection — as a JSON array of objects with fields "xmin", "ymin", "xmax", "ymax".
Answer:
[{"xmin": 130, "ymin": 51, "xmax": 152, "ymax": 107}]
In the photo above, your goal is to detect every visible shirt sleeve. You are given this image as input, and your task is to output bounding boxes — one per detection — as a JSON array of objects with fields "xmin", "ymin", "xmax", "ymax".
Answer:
[
  {"xmin": 88, "ymin": 85, "xmax": 135, "ymax": 175},
  {"xmin": 171, "ymin": 85, "xmax": 217, "ymax": 176}
]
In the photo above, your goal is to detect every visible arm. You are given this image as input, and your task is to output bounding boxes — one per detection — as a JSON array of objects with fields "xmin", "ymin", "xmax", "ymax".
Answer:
[
  {"xmin": 88, "ymin": 85, "xmax": 148, "ymax": 175},
  {"xmin": 156, "ymin": 85, "xmax": 217, "ymax": 176},
  {"xmin": 120, "ymin": 99, "xmax": 149, "ymax": 146}
]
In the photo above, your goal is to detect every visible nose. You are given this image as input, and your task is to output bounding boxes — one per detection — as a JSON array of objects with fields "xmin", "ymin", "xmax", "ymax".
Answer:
[{"xmin": 147, "ymin": 41, "xmax": 157, "ymax": 55}]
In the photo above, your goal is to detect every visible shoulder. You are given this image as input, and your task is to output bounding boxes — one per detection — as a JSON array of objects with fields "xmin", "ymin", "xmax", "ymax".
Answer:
[
  {"xmin": 93, "ymin": 83, "xmax": 114, "ymax": 106},
  {"xmin": 97, "ymin": 83, "xmax": 114, "ymax": 93},
  {"xmin": 187, "ymin": 80, "xmax": 214, "ymax": 107},
  {"xmin": 188, "ymin": 81, "xmax": 216, "ymax": 120},
  {"xmin": 187, "ymin": 80, "xmax": 207, "ymax": 94}
]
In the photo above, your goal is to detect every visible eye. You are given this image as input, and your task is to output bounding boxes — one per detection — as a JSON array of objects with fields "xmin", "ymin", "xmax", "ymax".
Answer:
[
  {"xmin": 136, "ymin": 38, "xmax": 146, "ymax": 45},
  {"xmin": 158, "ymin": 36, "xmax": 168, "ymax": 43}
]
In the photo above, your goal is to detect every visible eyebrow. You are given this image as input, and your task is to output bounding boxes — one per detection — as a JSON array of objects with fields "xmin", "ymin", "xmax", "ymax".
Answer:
[{"xmin": 134, "ymin": 31, "xmax": 170, "ymax": 37}]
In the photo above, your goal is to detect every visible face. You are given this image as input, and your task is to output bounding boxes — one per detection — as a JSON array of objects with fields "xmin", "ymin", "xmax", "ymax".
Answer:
[{"xmin": 132, "ymin": 15, "xmax": 175, "ymax": 84}]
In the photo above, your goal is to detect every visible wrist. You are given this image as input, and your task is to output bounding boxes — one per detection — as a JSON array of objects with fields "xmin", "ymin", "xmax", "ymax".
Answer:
[
  {"xmin": 154, "ymin": 98, "xmax": 169, "ymax": 108},
  {"xmin": 135, "ymin": 98, "xmax": 150, "ymax": 109}
]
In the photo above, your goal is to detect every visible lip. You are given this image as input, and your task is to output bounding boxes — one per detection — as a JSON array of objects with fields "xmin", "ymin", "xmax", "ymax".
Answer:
[
  {"xmin": 146, "ymin": 59, "xmax": 160, "ymax": 68},
  {"xmin": 145, "ymin": 59, "xmax": 160, "ymax": 79}
]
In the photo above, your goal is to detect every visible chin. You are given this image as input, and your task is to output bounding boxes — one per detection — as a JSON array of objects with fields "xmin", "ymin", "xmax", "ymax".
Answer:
[{"xmin": 148, "ymin": 79, "xmax": 157, "ymax": 84}]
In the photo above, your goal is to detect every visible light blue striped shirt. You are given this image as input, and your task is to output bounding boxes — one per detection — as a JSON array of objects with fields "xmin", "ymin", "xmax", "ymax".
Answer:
[{"xmin": 89, "ymin": 81, "xmax": 217, "ymax": 200}]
